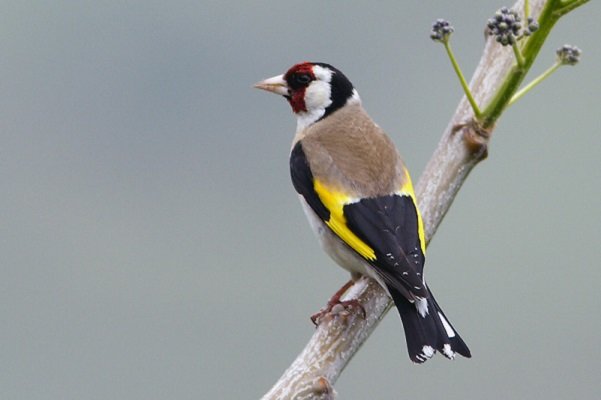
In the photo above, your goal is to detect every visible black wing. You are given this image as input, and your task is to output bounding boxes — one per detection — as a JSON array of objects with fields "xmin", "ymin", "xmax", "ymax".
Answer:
[
  {"xmin": 343, "ymin": 194, "xmax": 427, "ymax": 298},
  {"xmin": 290, "ymin": 141, "xmax": 330, "ymax": 221}
]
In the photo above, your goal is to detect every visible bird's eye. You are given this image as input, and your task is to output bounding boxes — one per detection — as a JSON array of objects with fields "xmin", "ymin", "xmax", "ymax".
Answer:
[{"xmin": 295, "ymin": 74, "xmax": 312, "ymax": 85}]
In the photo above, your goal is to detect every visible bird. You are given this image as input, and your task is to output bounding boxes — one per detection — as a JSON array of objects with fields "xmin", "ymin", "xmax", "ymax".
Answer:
[{"xmin": 254, "ymin": 62, "xmax": 471, "ymax": 363}]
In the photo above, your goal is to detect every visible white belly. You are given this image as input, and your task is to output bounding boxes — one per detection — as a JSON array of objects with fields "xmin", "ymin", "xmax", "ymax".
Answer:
[{"xmin": 299, "ymin": 196, "xmax": 387, "ymax": 289}]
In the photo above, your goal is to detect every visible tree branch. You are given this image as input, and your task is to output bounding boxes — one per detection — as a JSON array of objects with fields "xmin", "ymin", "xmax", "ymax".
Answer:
[{"xmin": 261, "ymin": 0, "xmax": 585, "ymax": 398}]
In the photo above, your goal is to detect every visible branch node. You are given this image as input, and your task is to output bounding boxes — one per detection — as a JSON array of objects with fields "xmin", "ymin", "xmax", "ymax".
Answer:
[
  {"xmin": 453, "ymin": 120, "xmax": 491, "ymax": 161},
  {"xmin": 310, "ymin": 377, "xmax": 337, "ymax": 399}
]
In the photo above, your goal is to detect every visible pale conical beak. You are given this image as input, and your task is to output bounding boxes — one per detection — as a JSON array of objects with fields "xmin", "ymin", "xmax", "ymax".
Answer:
[{"xmin": 253, "ymin": 74, "xmax": 289, "ymax": 96}]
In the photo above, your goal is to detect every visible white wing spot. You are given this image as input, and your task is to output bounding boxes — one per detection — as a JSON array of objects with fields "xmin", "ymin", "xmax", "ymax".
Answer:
[
  {"xmin": 421, "ymin": 345, "xmax": 435, "ymax": 359},
  {"xmin": 442, "ymin": 344, "xmax": 456, "ymax": 359},
  {"xmin": 438, "ymin": 312, "xmax": 456, "ymax": 338},
  {"xmin": 415, "ymin": 297, "xmax": 429, "ymax": 317}
]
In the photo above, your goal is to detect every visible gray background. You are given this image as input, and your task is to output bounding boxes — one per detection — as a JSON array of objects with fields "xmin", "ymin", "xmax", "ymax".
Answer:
[{"xmin": 2, "ymin": 1, "xmax": 600, "ymax": 399}]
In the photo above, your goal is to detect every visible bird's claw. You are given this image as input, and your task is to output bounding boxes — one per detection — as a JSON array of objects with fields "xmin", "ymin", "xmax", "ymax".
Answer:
[{"xmin": 310, "ymin": 298, "xmax": 366, "ymax": 325}]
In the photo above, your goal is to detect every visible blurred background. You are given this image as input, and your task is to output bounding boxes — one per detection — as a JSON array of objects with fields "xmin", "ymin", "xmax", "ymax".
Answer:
[{"xmin": 1, "ymin": 1, "xmax": 599, "ymax": 399}]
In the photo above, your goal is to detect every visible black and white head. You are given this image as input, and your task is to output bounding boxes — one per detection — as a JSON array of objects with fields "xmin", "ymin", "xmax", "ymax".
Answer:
[{"xmin": 255, "ymin": 62, "xmax": 361, "ymax": 131}]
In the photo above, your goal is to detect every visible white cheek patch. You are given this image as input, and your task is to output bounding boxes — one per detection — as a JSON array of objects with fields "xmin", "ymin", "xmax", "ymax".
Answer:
[
  {"xmin": 303, "ymin": 80, "xmax": 332, "ymax": 112},
  {"xmin": 295, "ymin": 73, "xmax": 333, "ymax": 132},
  {"xmin": 296, "ymin": 105, "xmax": 326, "ymax": 132},
  {"xmin": 311, "ymin": 65, "xmax": 333, "ymax": 82},
  {"xmin": 303, "ymin": 64, "xmax": 333, "ymax": 113}
]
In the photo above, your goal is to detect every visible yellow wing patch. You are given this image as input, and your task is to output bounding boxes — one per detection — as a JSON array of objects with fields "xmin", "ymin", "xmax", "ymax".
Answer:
[
  {"xmin": 313, "ymin": 180, "xmax": 377, "ymax": 261},
  {"xmin": 398, "ymin": 169, "xmax": 427, "ymax": 255}
]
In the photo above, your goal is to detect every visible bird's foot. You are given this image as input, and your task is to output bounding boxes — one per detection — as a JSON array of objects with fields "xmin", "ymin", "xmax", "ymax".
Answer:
[
  {"xmin": 310, "ymin": 280, "xmax": 366, "ymax": 325},
  {"xmin": 310, "ymin": 299, "xmax": 366, "ymax": 325}
]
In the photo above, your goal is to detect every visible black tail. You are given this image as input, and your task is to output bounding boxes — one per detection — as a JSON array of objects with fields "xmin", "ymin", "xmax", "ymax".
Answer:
[{"xmin": 388, "ymin": 285, "xmax": 471, "ymax": 363}]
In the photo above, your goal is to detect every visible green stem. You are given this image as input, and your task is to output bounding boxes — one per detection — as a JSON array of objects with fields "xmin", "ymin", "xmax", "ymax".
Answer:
[
  {"xmin": 556, "ymin": 0, "xmax": 590, "ymax": 16},
  {"xmin": 525, "ymin": 0, "xmax": 531, "ymax": 20},
  {"xmin": 443, "ymin": 41, "xmax": 482, "ymax": 118},
  {"xmin": 507, "ymin": 62, "xmax": 561, "ymax": 107},
  {"xmin": 512, "ymin": 42, "xmax": 526, "ymax": 67},
  {"xmin": 480, "ymin": 1, "xmax": 562, "ymax": 128}
]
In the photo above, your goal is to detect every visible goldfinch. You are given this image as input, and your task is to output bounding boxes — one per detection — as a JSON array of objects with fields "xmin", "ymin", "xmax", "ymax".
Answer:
[{"xmin": 255, "ymin": 62, "xmax": 470, "ymax": 363}]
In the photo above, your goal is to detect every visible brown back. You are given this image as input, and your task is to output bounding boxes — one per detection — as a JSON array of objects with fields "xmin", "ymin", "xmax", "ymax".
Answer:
[{"xmin": 299, "ymin": 103, "xmax": 405, "ymax": 198}]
